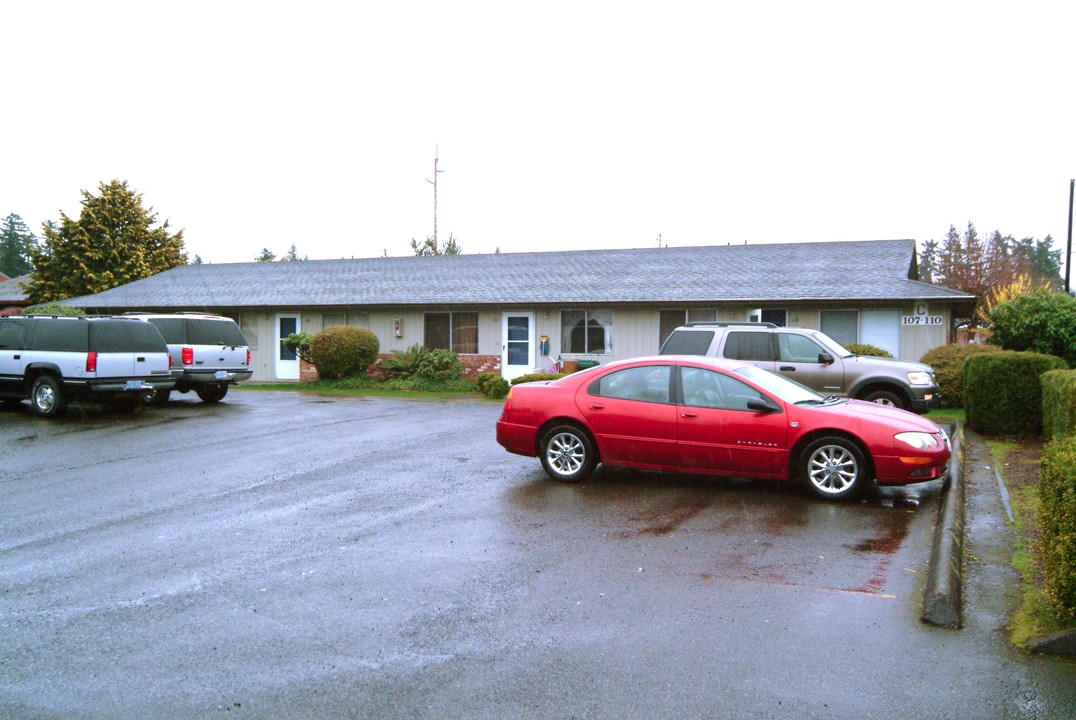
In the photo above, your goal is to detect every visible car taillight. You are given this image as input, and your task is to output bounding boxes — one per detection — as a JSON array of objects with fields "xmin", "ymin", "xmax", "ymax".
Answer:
[
  {"xmin": 246, "ymin": 349, "xmax": 251, "ymax": 366},
  {"xmin": 168, "ymin": 352, "xmax": 173, "ymax": 369},
  {"xmin": 86, "ymin": 351, "xmax": 97, "ymax": 373},
  {"xmin": 182, "ymin": 347, "xmax": 193, "ymax": 365}
]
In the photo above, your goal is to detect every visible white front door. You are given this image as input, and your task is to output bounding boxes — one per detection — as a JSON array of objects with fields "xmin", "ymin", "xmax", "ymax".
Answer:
[
  {"xmin": 275, "ymin": 313, "xmax": 301, "ymax": 380},
  {"xmin": 501, "ymin": 312, "xmax": 535, "ymax": 381}
]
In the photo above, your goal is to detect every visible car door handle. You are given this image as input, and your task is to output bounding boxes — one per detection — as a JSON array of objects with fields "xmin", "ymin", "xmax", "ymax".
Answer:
[
  {"xmin": 780, "ymin": 366, "xmax": 795, "ymax": 371},
  {"xmin": 136, "ymin": 357, "xmax": 145, "ymax": 362},
  {"xmin": 681, "ymin": 412, "xmax": 698, "ymax": 419},
  {"xmin": 589, "ymin": 404, "xmax": 605, "ymax": 411},
  {"xmin": 13, "ymin": 354, "xmax": 19, "ymax": 359}
]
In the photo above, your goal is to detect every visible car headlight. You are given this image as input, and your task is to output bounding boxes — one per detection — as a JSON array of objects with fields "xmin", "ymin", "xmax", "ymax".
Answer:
[
  {"xmin": 907, "ymin": 371, "xmax": 933, "ymax": 386},
  {"xmin": 895, "ymin": 432, "xmax": 941, "ymax": 451}
]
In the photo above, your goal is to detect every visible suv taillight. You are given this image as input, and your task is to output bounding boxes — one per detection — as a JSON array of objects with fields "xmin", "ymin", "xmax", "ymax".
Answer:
[
  {"xmin": 168, "ymin": 352, "xmax": 173, "ymax": 369},
  {"xmin": 86, "ymin": 351, "xmax": 97, "ymax": 373},
  {"xmin": 182, "ymin": 347, "xmax": 193, "ymax": 365},
  {"xmin": 246, "ymin": 349, "xmax": 250, "ymax": 366}
]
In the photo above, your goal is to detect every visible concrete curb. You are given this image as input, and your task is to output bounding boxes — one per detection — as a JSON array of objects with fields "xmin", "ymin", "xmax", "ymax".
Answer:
[{"xmin": 921, "ymin": 422, "xmax": 965, "ymax": 628}]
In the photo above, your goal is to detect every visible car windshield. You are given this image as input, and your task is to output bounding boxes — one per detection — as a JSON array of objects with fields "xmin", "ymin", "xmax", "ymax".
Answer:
[
  {"xmin": 811, "ymin": 331, "xmax": 854, "ymax": 358},
  {"xmin": 735, "ymin": 365, "xmax": 827, "ymax": 405}
]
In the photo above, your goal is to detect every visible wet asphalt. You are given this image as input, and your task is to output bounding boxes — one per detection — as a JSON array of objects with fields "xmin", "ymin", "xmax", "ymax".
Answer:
[{"xmin": 0, "ymin": 391, "xmax": 1073, "ymax": 719}]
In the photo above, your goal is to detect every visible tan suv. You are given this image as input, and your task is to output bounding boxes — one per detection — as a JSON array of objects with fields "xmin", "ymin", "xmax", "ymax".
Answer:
[{"xmin": 659, "ymin": 322, "xmax": 941, "ymax": 414}]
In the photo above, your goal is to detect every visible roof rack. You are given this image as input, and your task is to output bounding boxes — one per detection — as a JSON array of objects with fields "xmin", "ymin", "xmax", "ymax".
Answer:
[{"xmin": 682, "ymin": 321, "xmax": 777, "ymax": 328}]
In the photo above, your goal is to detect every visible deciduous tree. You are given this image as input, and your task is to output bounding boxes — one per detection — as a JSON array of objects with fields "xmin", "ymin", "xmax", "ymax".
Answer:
[{"xmin": 27, "ymin": 180, "xmax": 186, "ymax": 303}]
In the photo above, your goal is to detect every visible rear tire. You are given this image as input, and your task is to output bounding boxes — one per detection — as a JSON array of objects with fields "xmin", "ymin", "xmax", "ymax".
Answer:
[
  {"xmin": 861, "ymin": 388, "xmax": 905, "ymax": 410},
  {"xmin": 143, "ymin": 387, "xmax": 171, "ymax": 407},
  {"xmin": 539, "ymin": 424, "xmax": 597, "ymax": 483},
  {"xmin": 30, "ymin": 375, "xmax": 67, "ymax": 418},
  {"xmin": 196, "ymin": 384, "xmax": 228, "ymax": 404}
]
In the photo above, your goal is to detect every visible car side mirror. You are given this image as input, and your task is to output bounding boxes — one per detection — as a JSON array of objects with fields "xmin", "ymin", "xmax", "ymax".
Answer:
[
  {"xmin": 818, "ymin": 352, "xmax": 834, "ymax": 365},
  {"xmin": 747, "ymin": 397, "xmax": 780, "ymax": 413}
]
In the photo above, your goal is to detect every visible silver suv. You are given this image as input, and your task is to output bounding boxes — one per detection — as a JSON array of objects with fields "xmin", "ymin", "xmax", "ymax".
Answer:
[
  {"xmin": 124, "ymin": 313, "xmax": 251, "ymax": 404},
  {"xmin": 0, "ymin": 314, "xmax": 175, "ymax": 417},
  {"xmin": 659, "ymin": 322, "xmax": 941, "ymax": 414}
]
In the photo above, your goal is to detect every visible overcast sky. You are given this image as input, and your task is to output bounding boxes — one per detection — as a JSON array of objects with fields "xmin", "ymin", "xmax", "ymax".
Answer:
[{"xmin": 2, "ymin": 2, "xmax": 1073, "ymax": 271}]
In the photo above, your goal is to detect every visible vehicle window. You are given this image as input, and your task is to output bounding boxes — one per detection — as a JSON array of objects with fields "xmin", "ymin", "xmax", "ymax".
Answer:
[
  {"xmin": 147, "ymin": 317, "xmax": 186, "ymax": 343},
  {"xmin": 0, "ymin": 320, "xmax": 27, "ymax": 349},
  {"xmin": 190, "ymin": 319, "xmax": 247, "ymax": 346},
  {"xmin": 659, "ymin": 330, "xmax": 714, "ymax": 355},
  {"xmin": 28, "ymin": 320, "xmax": 88, "ymax": 352},
  {"xmin": 590, "ymin": 365, "xmax": 671, "ymax": 404},
  {"xmin": 91, "ymin": 322, "xmax": 132, "ymax": 352},
  {"xmin": 735, "ymin": 365, "xmax": 821, "ymax": 405},
  {"xmin": 723, "ymin": 332, "xmax": 775, "ymax": 361},
  {"xmin": 778, "ymin": 333, "xmax": 826, "ymax": 363},
  {"xmin": 123, "ymin": 321, "xmax": 169, "ymax": 352},
  {"xmin": 681, "ymin": 366, "xmax": 764, "ymax": 411}
]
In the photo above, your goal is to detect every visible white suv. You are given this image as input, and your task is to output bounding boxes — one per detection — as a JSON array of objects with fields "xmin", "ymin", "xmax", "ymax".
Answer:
[
  {"xmin": 124, "ymin": 313, "xmax": 252, "ymax": 405},
  {"xmin": 0, "ymin": 314, "xmax": 175, "ymax": 417}
]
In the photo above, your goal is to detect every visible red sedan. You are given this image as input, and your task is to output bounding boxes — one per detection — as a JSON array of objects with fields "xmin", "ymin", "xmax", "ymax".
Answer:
[{"xmin": 496, "ymin": 356, "xmax": 950, "ymax": 500}]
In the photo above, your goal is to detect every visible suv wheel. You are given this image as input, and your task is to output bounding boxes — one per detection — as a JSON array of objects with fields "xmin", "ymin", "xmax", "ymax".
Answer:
[
  {"xmin": 144, "ymin": 387, "xmax": 171, "ymax": 407},
  {"xmin": 196, "ymin": 384, "xmax": 229, "ymax": 404},
  {"xmin": 861, "ymin": 389, "xmax": 905, "ymax": 410},
  {"xmin": 30, "ymin": 375, "xmax": 67, "ymax": 418}
]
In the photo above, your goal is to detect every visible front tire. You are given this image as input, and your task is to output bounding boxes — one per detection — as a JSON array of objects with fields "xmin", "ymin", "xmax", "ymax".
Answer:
[
  {"xmin": 539, "ymin": 424, "xmax": 597, "ymax": 483},
  {"xmin": 800, "ymin": 436, "xmax": 869, "ymax": 500},
  {"xmin": 196, "ymin": 384, "xmax": 228, "ymax": 404},
  {"xmin": 30, "ymin": 375, "xmax": 67, "ymax": 418}
]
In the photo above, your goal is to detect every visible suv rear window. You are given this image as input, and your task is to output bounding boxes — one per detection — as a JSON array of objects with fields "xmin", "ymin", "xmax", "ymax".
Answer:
[
  {"xmin": 660, "ymin": 330, "xmax": 714, "ymax": 355},
  {"xmin": 91, "ymin": 322, "xmax": 134, "ymax": 352},
  {"xmin": 0, "ymin": 319, "xmax": 27, "ymax": 349},
  {"xmin": 123, "ymin": 321, "xmax": 169, "ymax": 352},
  {"xmin": 147, "ymin": 317, "xmax": 186, "ymax": 343},
  {"xmin": 724, "ymin": 332, "xmax": 775, "ymax": 361},
  {"xmin": 28, "ymin": 319, "xmax": 89, "ymax": 352},
  {"xmin": 189, "ymin": 319, "xmax": 246, "ymax": 346}
]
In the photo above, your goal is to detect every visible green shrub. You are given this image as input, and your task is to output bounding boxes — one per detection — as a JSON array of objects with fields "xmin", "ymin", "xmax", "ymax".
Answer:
[
  {"xmin": 1041, "ymin": 434, "xmax": 1076, "ymax": 624},
  {"xmin": 379, "ymin": 344, "xmax": 429, "ymax": 378},
  {"xmin": 380, "ymin": 375, "xmax": 476, "ymax": 393},
  {"xmin": 988, "ymin": 289, "xmax": 1076, "ymax": 367},
  {"xmin": 309, "ymin": 325, "xmax": 380, "ymax": 379},
  {"xmin": 510, "ymin": 372, "xmax": 568, "ymax": 386},
  {"xmin": 920, "ymin": 343, "xmax": 1002, "ymax": 409},
  {"xmin": 25, "ymin": 302, "xmax": 84, "ymax": 316},
  {"xmin": 483, "ymin": 376, "xmax": 510, "ymax": 399},
  {"xmin": 415, "ymin": 348, "xmax": 463, "ymax": 382},
  {"xmin": 476, "ymin": 372, "xmax": 501, "ymax": 392},
  {"xmin": 1041, "ymin": 369, "xmax": 1076, "ymax": 442},
  {"xmin": 281, "ymin": 331, "xmax": 313, "ymax": 363},
  {"xmin": 964, "ymin": 351, "xmax": 1068, "ymax": 436},
  {"xmin": 845, "ymin": 343, "xmax": 893, "ymax": 358}
]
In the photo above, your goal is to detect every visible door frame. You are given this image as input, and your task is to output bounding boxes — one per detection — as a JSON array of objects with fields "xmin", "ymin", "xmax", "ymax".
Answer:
[
  {"xmin": 501, "ymin": 311, "xmax": 535, "ymax": 381},
  {"xmin": 275, "ymin": 313, "xmax": 301, "ymax": 380}
]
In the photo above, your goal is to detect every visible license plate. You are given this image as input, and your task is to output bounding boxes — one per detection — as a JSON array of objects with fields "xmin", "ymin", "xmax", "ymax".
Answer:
[
  {"xmin": 125, "ymin": 380, "xmax": 142, "ymax": 390},
  {"xmin": 214, "ymin": 371, "xmax": 229, "ymax": 380}
]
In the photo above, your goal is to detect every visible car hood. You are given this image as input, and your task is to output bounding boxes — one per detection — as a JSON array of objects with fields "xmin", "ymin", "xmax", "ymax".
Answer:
[
  {"xmin": 847, "ymin": 355, "xmax": 933, "ymax": 373},
  {"xmin": 806, "ymin": 398, "xmax": 943, "ymax": 433}
]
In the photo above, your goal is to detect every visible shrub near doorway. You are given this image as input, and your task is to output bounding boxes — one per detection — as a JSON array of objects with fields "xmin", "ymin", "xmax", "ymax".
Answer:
[{"xmin": 310, "ymin": 326, "xmax": 379, "ymax": 378}]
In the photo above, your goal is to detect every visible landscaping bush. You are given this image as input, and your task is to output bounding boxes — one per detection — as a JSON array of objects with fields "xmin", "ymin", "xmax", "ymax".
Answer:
[
  {"xmin": 379, "ymin": 344, "xmax": 429, "ymax": 378},
  {"xmin": 510, "ymin": 372, "xmax": 567, "ymax": 386},
  {"xmin": 476, "ymin": 372, "xmax": 501, "ymax": 393},
  {"xmin": 281, "ymin": 331, "xmax": 313, "ymax": 363},
  {"xmin": 380, "ymin": 375, "xmax": 476, "ymax": 393},
  {"xmin": 482, "ymin": 376, "xmax": 510, "ymax": 399},
  {"xmin": 988, "ymin": 289, "xmax": 1076, "ymax": 367},
  {"xmin": 845, "ymin": 343, "xmax": 893, "ymax": 358},
  {"xmin": 1040, "ymin": 434, "xmax": 1076, "ymax": 624},
  {"xmin": 1041, "ymin": 369, "xmax": 1076, "ymax": 442},
  {"xmin": 308, "ymin": 325, "xmax": 379, "ymax": 379},
  {"xmin": 920, "ymin": 343, "xmax": 1002, "ymax": 409},
  {"xmin": 964, "ymin": 351, "xmax": 1067, "ymax": 436},
  {"xmin": 415, "ymin": 348, "xmax": 464, "ymax": 382},
  {"xmin": 25, "ymin": 301, "xmax": 84, "ymax": 316}
]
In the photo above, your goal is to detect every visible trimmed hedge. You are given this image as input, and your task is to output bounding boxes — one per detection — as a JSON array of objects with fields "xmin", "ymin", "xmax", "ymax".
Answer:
[
  {"xmin": 415, "ymin": 349, "xmax": 463, "ymax": 382},
  {"xmin": 964, "ymin": 351, "xmax": 1067, "ymax": 436},
  {"xmin": 1042, "ymin": 369, "xmax": 1076, "ymax": 442},
  {"xmin": 1041, "ymin": 434, "xmax": 1076, "ymax": 624},
  {"xmin": 482, "ymin": 376, "xmax": 510, "ymax": 399},
  {"xmin": 919, "ymin": 343, "xmax": 1002, "ymax": 409},
  {"xmin": 309, "ymin": 325, "xmax": 380, "ymax": 379},
  {"xmin": 845, "ymin": 343, "xmax": 893, "ymax": 358},
  {"xmin": 510, "ymin": 372, "xmax": 567, "ymax": 386},
  {"xmin": 988, "ymin": 288, "xmax": 1076, "ymax": 367},
  {"xmin": 476, "ymin": 372, "xmax": 501, "ymax": 393}
]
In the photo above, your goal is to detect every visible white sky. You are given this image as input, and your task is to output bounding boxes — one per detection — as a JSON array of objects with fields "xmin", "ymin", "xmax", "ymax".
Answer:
[{"xmin": 2, "ymin": 2, "xmax": 1074, "ymax": 272}]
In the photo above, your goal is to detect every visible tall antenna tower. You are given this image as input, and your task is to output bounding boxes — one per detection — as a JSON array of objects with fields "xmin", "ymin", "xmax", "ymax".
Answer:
[{"xmin": 427, "ymin": 145, "xmax": 444, "ymax": 252}]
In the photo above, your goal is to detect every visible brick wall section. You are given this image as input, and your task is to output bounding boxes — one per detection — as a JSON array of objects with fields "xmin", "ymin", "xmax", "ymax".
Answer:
[{"xmin": 299, "ymin": 354, "xmax": 501, "ymax": 382}]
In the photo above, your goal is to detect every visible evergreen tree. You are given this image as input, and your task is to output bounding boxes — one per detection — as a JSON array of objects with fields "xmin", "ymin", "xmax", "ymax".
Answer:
[
  {"xmin": 0, "ymin": 213, "xmax": 38, "ymax": 278},
  {"xmin": 255, "ymin": 248, "xmax": 277, "ymax": 262},
  {"xmin": 281, "ymin": 244, "xmax": 300, "ymax": 261},
  {"xmin": 410, "ymin": 232, "xmax": 462, "ymax": 256},
  {"xmin": 918, "ymin": 239, "xmax": 938, "ymax": 283},
  {"xmin": 27, "ymin": 180, "xmax": 186, "ymax": 303}
]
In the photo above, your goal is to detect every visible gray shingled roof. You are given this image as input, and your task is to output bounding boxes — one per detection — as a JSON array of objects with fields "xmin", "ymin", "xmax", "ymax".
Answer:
[
  {"xmin": 0, "ymin": 274, "xmax": 30, "ymax": 305},
  {"xmin": 64, "ymin": 239, "xmax": 975, "ymax": 310}
]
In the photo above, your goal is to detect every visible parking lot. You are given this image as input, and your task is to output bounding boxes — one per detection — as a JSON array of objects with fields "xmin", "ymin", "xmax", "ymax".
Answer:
[{"xmin": 1, "ymin": 391, "xmax": 1073, "ymax": 719}]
